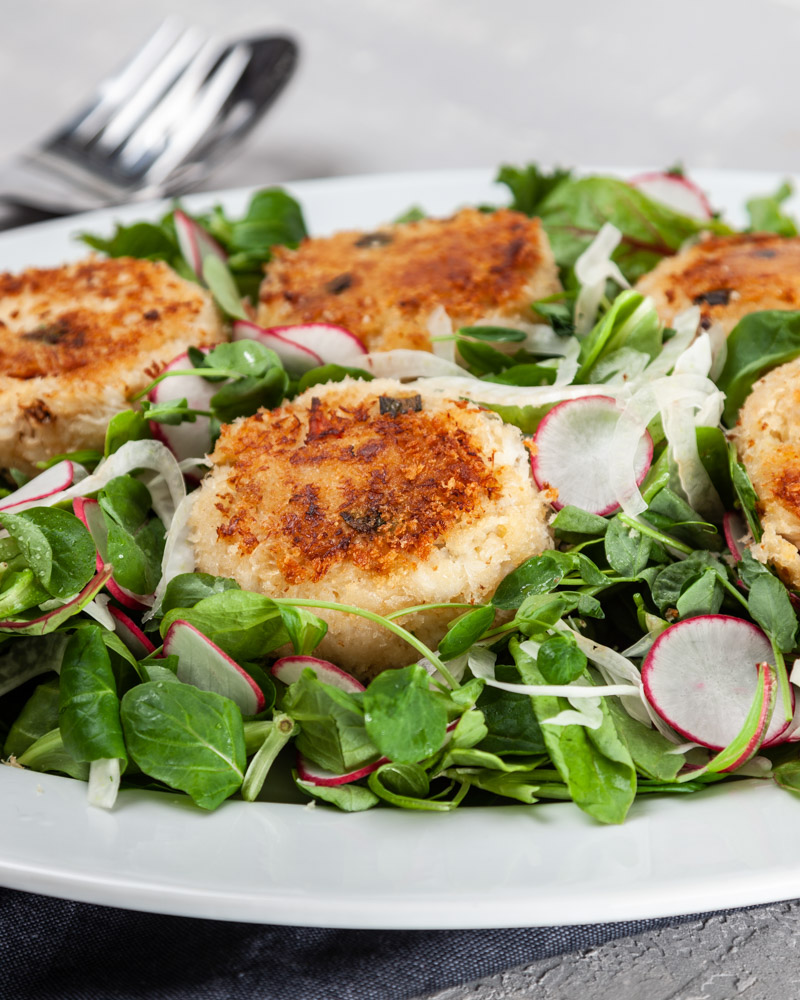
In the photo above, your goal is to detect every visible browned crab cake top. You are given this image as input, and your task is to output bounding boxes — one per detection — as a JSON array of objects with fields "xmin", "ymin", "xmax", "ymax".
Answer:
[
  {"xmin": 0, "ymin": 256, "xmax": 225, "ymax": 472},
  {"xmin": 635, "ymin": 233, "xmax": 800, "ymax": 335},
  {"xmin": 189, "ymin": 378, "xmax": 552, "ymax": 678},
  {"xmin": 257, "ymin": 207, "xmax": 561, "ymax": 352}
]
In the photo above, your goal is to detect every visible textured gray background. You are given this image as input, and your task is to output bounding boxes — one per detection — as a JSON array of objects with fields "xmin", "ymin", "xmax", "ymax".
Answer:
[{"xmin": 3, "ymin": 1, "xmax": 800, "ymax": 996}]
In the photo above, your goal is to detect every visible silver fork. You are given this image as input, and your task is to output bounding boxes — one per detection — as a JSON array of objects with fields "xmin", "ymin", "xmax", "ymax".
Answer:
[{"xmin": 0, "ymin": 20, "xmax": 297, "ymax": 224}]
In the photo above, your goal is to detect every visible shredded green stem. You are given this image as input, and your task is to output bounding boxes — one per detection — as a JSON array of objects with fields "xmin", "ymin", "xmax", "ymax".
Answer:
[
  {"xmin": 271, "ymin": 598, "xmax": 459, "ymax": 689},
  {"xmin": 618, "ymin": 513, "xmax": 693, "ymax": 556},
  {"xmin": 131, "ymin": 367, "xmax": 241, "ymax": 401},
  {"xmin": 383, "ymin": 602, "xmax": 475, "ymax": 621}
]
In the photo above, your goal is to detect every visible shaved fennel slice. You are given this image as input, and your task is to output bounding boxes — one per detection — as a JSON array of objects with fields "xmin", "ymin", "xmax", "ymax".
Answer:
[
  {"xmin": 362, "ymin": 349, "xmax": 466, "ymax": 380},
  {"xmin": 640, "ymin": 306, "xmax": 699, "ymax": 380},
  {"xmin": 88, "ymin": 757, "xmax": 122, "ymax": 809},
  {"xmin": 418, "ymin": 376, "xmax": 625, "ymax": 409},
  {"xmin": 674, "ymin": 331, "xmax": 713, "ymax": 378},
  {"xmin": 58, "ymin": 441, "xmax": 186, "ymax": 526},
  {"xmin": 145, "ymin": 491, "xmax": 199, "ymax": 621},
  {"xmin": 553, "ymin": 338, "xmax": 581, "ymax": 386},
  {"xmin": 83, "ymin": 594, "xmax": 116, "ymax": 630},
  {"xmin": 574, "ymin": 223, "xmax": 630, "ymax": 335},
  {"xmin": 707, "ymin": 321, "xmax": 728, "ymax": 381},
  {"xmin": 427, "ymin": 306, "xmax": 457, "ymax": 365},
  {"xmin": 661, "ymin": 390, "xmax": 724, "ymax": 520}
]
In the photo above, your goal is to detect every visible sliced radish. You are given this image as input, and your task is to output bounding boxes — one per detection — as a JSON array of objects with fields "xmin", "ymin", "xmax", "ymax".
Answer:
[
  {"xmin": 0, "ymin": 566, "xmax": 113, "ymax": 635},
  {"xmin": 629, "ymin": 171, "xmax": 713, "ymax": 221},
  {"xmin": 174, "ymin": 210, "xmax": 228, "ymax": 280},
  {"xmin": 162, "ymin": 619, "xmax": 265, "ymax": 715},
  {"xmin": 0, "ymin": 461, "xmax": 83, "ymax": 513},
  {"xmin": 296, "ymin": 752, "xmax": 384, "ymax": 787},
  {"xmin": 72, "ymin": 497, "xmax": 153, "ymax": 611},
  {"xmin": 148, "ymin": 349, "xmax": 215, "ymax": 469},
  {"xmin": 233, "ymin": 320, "xmax": 366, "ymax": 366},
  {"xmin": 232, "ymin": 321, "xmax": 324, "ymax": 375},
  {"xmin": 723, "ymin": 511, "xmax": 749, "ymax": 562},
  {"xmin": 108, "ymin": 605, "xmax": 156, "ymax": 659},
  {"xmin": 271, "ymin": 655, "xmax": 365, "ymax": 694},
  {"xmin": 531, "ymin": 395, "xmax": 653, "ymax": 514},
  {"xmin": 642, "ymin": 615, "xmax": 790, "ymax": 750}
]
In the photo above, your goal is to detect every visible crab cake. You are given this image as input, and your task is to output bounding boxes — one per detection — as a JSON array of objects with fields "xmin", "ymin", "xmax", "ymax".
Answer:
[
  {"xmin": 635, "ymin": 233, "xmax": 800, "ymax": 335},
  {"xmin": 0, "ymin": 256, "xmax": 226, "ymax": 473},
  {"xmin": 257, "ymin": 208, "xmax": 561, "ymax": 353},
  {"xmin": 190, "ymin": 377, "xmax": 552, "ymax": 679},
  {"xmin": 734, "ymin": 356, "xmax": 800, "ymax": 588}
]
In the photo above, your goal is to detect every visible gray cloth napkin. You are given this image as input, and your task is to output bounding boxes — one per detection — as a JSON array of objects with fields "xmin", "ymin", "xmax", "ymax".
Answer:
[{"xmin": 0, "ymin": 887, "xmax": 739, "ymax": 1000}]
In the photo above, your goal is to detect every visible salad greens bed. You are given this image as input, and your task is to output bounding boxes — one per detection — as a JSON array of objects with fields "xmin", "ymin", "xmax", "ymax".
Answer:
[{"xmin": 5, "ymin": 164, "xmax": 800, "ymax": 824}]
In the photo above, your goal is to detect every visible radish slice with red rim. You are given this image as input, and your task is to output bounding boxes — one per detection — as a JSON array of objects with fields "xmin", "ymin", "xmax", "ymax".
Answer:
[
  {"xmin": 0, "ymin": 461, "xmax": 83, "ymax": 513},
  {"xmin": 163, "ymin": 619, "xmax": 265, "ymax": 715},
  {"xmin": 296, "ymin": 752, "xmax": 385, "ymax": 787},
  {"xmin": 232, "ymin": 321, "xmax": 323, "ymax": 375},
  {"xmin": 108, "ymin": 605, "xmax": 156, "ymax": 659},
  {"xmin": 148, "ymin": 348, "xmax": 215, "ymax": 469},
  {"xmin": 629, "ymin": 171, "xmax": 713, "ymax": 221},
  {"xmin": 642, "ymin": 614, "xmax": 790, "ymax": 749},
  {"xmin": 174, "ymin": 210, "xmax": 228, "ymax": 280},
  {"xmin": 73, "ymin": 497, "xmax": 153, "ymax": 610},
  {"xmin": 531, "ymin": 395, "xmax": 653, "ymax": 514},
  {"xmin": 723, "ymin": 511, "xmax": 749, "ymax": 562},
  {"xmin": 271, "ymin": 655, "xmax": 365, "ymax": 693},
  {"xmin": 233, "ymin": 320, "xmax": 366, "ymax": 366}
]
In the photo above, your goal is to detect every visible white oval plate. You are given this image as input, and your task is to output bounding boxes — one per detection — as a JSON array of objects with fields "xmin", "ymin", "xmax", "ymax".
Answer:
[{"xmin": 1, "ymin": 168, "xmax": 798, "ymax": 928}]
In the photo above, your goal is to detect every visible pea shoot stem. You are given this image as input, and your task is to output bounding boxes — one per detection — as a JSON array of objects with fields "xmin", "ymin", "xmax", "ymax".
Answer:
[{"xmin": 618, "ymin": 513, "xmax": 693, "ymax": 556}]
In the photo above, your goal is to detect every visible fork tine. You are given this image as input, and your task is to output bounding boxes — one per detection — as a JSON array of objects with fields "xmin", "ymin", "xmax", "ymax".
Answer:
[
  {"xmin": 92, "ymin": 26, "xmax": 207, "ymax": 153},
  {"xmin": 116, "ymin": 38, "xmax": 227, "ymax": 171},
  {"xmin": 143, "ymin": 43, "xmax": 252, "ymax": 185},
  {"xmin": 68, "ymin": 19, "xmax": 187, "ymax": 144}
]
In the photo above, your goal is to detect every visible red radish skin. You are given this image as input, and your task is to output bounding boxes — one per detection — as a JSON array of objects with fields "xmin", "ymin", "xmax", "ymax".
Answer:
[
  {"xmin": 723, "ymin": 511, "xmax": 749, "ymax": 562},
  {"xmin": 271, "ymin": 655, "xmax": 365, "ymax": 694},
  {"xmin": 296, "ymin": 752, "xmax": 385, "ymax": 787},
  {"xmin": 231, "ymin": 321, "xmax": 323, "ymax": 374},
  {"xmin": 163, "ymin": 619, "xmax": 265, "ymax": 715},
  {"xmin": 233, "ymin": 320, "xmax": 366, "ymax": 365},
  {"xmin": 0, "ymin": 461, "xmax": 77, "ymax": 512},
  {"xmin": 721, "ymin": 661, "xmax": 774, "ymax": 770},
  {"xmin": 642, "ymin": 615, "xmax": 789, "ymax": 749},
  {"xmin": 174, "ymin": 210, "xmax": 228, "ymax": 279},
  {"xmin": 531, "ymin": 395, "xmax": 653, "ymax": 514},
  {"xmin": 147, "ymin": 349, "xmax": 216, "ymax": 467},
  {"xmin": 629, "ymin": 171, "xmax": 713, "ymax": 221},
  {"xmin": 0, "ymin": 566, "xmax": 113, "ymax": 632},
  {"xmin": 108, "ymin": 605, "xmax": 156, "ymax": 658}
]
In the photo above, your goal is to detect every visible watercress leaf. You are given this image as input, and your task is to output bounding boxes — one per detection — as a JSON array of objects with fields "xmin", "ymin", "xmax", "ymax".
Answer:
[
  {"xmin": 496, "ymin": 163, "xmax": 572, "ymax": 217},
  {"xmin": 515, "ymin": 594, "xmax": 570, "ymax": 634},
  {"xmin": 552, "ymin": 506, "xmax": 609, "ymax": 542},
  {"xmin": 104, "ymin": 410, "xmax": 150, "ymax": 457},
  {"xmin": 140, "ymin": 398, "xmax": 196, "ymax": 425},
  {"xmin": 650, "ymin": 560, "xmax": 704, "ymax": 614},
  {"xmin": 58, "ymin": 625, "xmax": 126, "ymax": 763},
  {"xmin": 576, "ymin": 291, "xmax": 661, "ymax": 383},
  {"xmin": 457, "ymin": 325, "xmax": 527, "ymax": 343},
  {"xmin": 16, "ymin": 728, "xmax": 89, "ymax": 780},
  {"xmin": 456, "ymin": 768, "xmax": 540, "ymax": 804},
  {"xmin": 729, "ymin": 449, "xmax": 762, "ymax": 542},
  {"xmin": 511, "ymin": 637, "xmax": 637, "ymax": 824},
  {"xmin": 281, "ymin": 671, "xmax": 378, "ymax": 773},
  {"xmin": 738, "ymin": 549, "xmax": 771, "ymax": 589},
  {"xmin": 481, "ymin": 363, "xmax": 557, "ymax": 387},
  {"xmin": 675, "ymin": 568, "xmax": 724, "ymax": 619},
  {"xmin": 1, "ymin": 508, "xmax": 96, "ymax": 599},
  {"xmin": 456, "ymin": 339, "xmax": 513, "ymax": 375},
  {"xmin": 606, "ymin": 698, "xmax": 684, "ymax": 781},
  {"xmin": 473, "ymin": 401, "xmax": 553, "ymax": 435},
  {"xmin": 293, "ymin": 774, "xmax": 379, "ymax": 812},
  {"xmin": 377, "ymin": 762, "xmax": 430, "ymax": 798},
  {"xmin": 367, "ymin": 764, "xmax": 468, "ymax": 811},
  {"xmin": 362, "ymin": 663, "xmax": 448, "ymax": 765},
  {"xmin": 492, "ymin": 553, "xmax": 567, "ymax": 610},
  {"xmin": 531, "ymin": 297, "xmax": 576, "ymax": 336},
  {"xmin": 210, "ymin": 369, "xmax": 289, "ymax": 422},
  {"xmin": 121, "ymin": 681, "xmax": 246, "ymax": 810},
  {"xmin": 748, "ymin": 573, "xmax": 798, "ymax": 652},
  {"xmin": 202, "ymin": 255, "xmax": 248, "ymax": 320},
  {"xmin": 696, "ymin": 426, "xmax": 734, "ymax": 511},
  {"xmin": 718, "ymin": 311, "xmax": 800, "ymax": 425},
  {"xmin": 278, "ymin": 604, "xmax": 328, "ymax": 655},
  {"xmin": 79, "ymin": 221, "xmax": 178, "ymax": 261},
  {"xmin": 207, "ymin": 340, "xmax": 279, "ymax": 376},
  {"xmin": 574, "ymin": 554, "xmax": 608, "ymax": 588},
  {"xmin": 437, "ymin": 605, "xmax": 495, "ymax": 660},
  {"xmin": 160, "ymin": 572, "xmax": 240, "ymax": 616},
  {"xmin": 476, "ymin": 664, "xmax": 546, "ymax": 755},
  {"xmin": 774, "ymin": 759, "xmax": 800, "ymax": 794},
  {"xmin": 746, "ymin": 182, "xmax": 798, "ymax": 237},
  {"xmin": 160, "ymin": 590, "xmax": 288, "ymax": 661},
  {"xmin": 537, "ymin": 634, "xmax": 588, "ymax": 684},
  {"xmin": 3, "ymin": 676, "xmax": 61, "ymax": 757},
  {"xmin": 604, "ymin": 516, "xmax": 652, "ymax": 578},
  {"xmin": 227, "ymin": 188, "xmax": 307, "ymax": 252},
  {"xmin": 296, "ymin": 364, "xmax": 373, "ymax": 393},
  {"xmin": 450, "ymin": 709, "xmax": 488, "ymax": 749}
]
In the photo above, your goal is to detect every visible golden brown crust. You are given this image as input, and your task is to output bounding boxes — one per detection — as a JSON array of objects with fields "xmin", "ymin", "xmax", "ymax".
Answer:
[
  {"xmin": 257, "ymin": 208, "xmax": 561, "ymax": 352},
  {"xmin": 0, "ymin": 256, "xmax": 226, "ymax": 471},
  {"xmin": 635, "ymin": 233, "xmax": 800, "ymax": 334},
  {"xmin": 210, "ymin": 393, "xmax": 499, "ymax": 585}
]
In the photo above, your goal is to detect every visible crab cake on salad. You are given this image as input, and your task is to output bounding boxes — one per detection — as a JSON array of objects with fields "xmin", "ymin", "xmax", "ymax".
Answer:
[
  {"xmin": 0, "ymin": 256, "xmax": 225, "ymax": 473},
  {"xmin": 257, "ymin": 208, "xmax": 561, "ymax": 353},
  {"xmin": 635, "ymin": 233, "xmax": 800, "ymax": 335},
  {"xmin": 190, "ymin": 377, "xmax": 552, "ymax": 679},
  {"xmin": 734, "ymin": 356, "xmax": 800, "ymax": 589}
]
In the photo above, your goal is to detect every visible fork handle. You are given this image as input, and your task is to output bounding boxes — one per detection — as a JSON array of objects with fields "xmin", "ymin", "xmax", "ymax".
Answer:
[{"xmin": 0, "ymin": 201, "xmax": 61, "ymax": 233}]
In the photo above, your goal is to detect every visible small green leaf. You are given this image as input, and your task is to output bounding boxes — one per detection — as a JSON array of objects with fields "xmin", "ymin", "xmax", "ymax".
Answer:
[
  {"xmin": 202, "ymin": 255, "xmax": 248, "ymax": 320},
  {"xmin": 362, "ymin": 664, "xmax": 448, "ymax": 765},
  {"xmin": 437, "ymin": 605, "xmax": 495, "ymax": 660},
  {"xmin": 537, "ymin": 634, "xmax": 588, "ymax": 684}
]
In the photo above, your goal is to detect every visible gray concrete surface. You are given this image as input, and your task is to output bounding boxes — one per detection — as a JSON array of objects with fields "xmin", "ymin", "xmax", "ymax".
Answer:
[
  {"xmin": 3, "ymin": 2, "xmax": 800, "ymax": 997},
  {"xmin": 425, "ymin": 902, "xmax": 800, "ymax": 1000}
]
